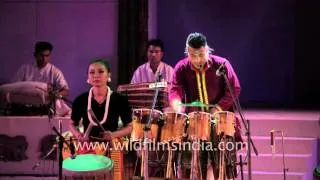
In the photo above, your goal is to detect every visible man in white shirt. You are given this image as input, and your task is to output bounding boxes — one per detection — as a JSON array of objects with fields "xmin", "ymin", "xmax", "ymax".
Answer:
[
  {"xmin": 130, "ymin": 39, "xmax": 174, "ymax": 178},
  {"xmin": 130, "ymin": 39, "xmax": 174, "ymax": 84},
  {"xmin": 12, "ymin": 41, "xmax": 69, "ymax": 98}
]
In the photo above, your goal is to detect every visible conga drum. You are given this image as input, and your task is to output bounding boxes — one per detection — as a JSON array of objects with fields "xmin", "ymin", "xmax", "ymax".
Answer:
[
  {"xmin": 131, "ymin": 108, "xmax": 162, "ymax": 142},
  {"xmin": 214, "ymin": 111, "xmax": 235, "ymax": 137},
  {"xmin": 160, "ymin": 112, "xmax": 188, "ymax": 143},
  {"xmin": 187, "ymin": 111, "xmax": 213, "ymax": 141}
]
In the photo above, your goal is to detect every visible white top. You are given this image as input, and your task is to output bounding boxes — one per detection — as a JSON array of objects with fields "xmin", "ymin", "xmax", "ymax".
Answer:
[
  {"xmin": 130, "ymin": 61, "xmax": 174, "ymax": 84},
  {"xmin": 11, "ymin": 63, "xmax": 69, "ymax": 90}
]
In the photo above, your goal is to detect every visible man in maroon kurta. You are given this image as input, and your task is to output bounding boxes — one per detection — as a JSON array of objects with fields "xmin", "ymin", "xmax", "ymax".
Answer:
[
  {"xmin": 169, "ymin": 36, "xmax": 240, "ymax": 114},
  {"xmin": 169, "ymin": 54, "xmax": 240, "ymax": 113},
  {"xmin": 169, "ymin": 32, "xmax": 241, "ymax": 179}
]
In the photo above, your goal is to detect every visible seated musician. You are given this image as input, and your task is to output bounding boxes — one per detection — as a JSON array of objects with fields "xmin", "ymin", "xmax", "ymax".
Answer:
[
  {"xmin": 69, "ymin": 58, "xmax": 132, "ymax": 147},
  {"xmin": 130, "ymin": 39, "xmax": 174, "ymax": 84},
  {"xmin": 129, "ymin": 39, "xmax": 174, "ymax": 177},
  {"xmin": 8, "ymin": 41, "xmax": 70, "ymax": 116},
  {"xmin": 11, "ymin": 41, "xmax": 69, "ymax": 98},
  {"xmin": 169, "ymin": 32, "xmax": 242, "ymax": 179}
]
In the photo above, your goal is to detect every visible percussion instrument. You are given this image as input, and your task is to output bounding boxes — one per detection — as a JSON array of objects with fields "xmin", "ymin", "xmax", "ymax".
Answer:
[
  {"xmin": 0, "ymin": 81, "xmax": 48, "ymax": 106},
  {"xmin": 63, "ymin": 154, "xmax": 113, "ymax": 180},
  {"xmin": 213, "ymin": 111, "xmax": 236, "ymax": 180},
  {"xmin": 214, "ymin": 111, "xmax": 235, "ymax": 137},
  {"xmin": 117, "ymin": 82, "xmax": 169, "ymax": 109},
  {"xmin": 109, "ymin": 138, "xmax": 126, "ymax": 180},
  {"xmin": 187, "ymin": 111, "xmax": 213, "ymax": 141},
  {"xmin": 160, "ymin": 112, "xmax": 188, "ymax": 143},
  {"xmin": 61, "ymin": 135, "xmax": 126, "ymax": 179},
  {"xmin": 131, "ymin": 108, "xmax": 162, "ymax": 141},
  {"xmin": 61, "ymin": 124, "xmax": 106, "ymax": 160},
  {"xmin": 87, "ymin": 108, "xmax": 127, "ymax": 180}
]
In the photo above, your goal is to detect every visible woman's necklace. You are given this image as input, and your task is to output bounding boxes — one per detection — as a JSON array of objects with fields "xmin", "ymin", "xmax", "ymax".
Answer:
[{"xmin": 87, "ymin": 86, "xmax": 112, "ymax": 126}]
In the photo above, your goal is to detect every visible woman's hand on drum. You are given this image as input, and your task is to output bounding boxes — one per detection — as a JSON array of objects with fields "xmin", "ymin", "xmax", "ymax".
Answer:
[
  {"xmin": 75, "ymin": 133, "xmax": 86, "ymax": 142},
  {"xmin": 102, "ymin": 131, "xmax": 113, "ymax": 141}
]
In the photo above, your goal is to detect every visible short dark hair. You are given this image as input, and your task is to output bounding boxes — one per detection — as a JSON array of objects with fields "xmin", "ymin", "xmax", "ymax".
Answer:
[
  {"xmin": 146, "ymin": 39, "xmax": 164, "ymax": 51},
  {"xmin": 34, "ymin": 41, "xmax": 53, "ymax": 54},
  {"xmin": 89, "ymin": 58, "xmax": 111, "ymax": 72},
  {"xmin": 186, "ymin": 32, "xmax": 207, "ymax": 49}
]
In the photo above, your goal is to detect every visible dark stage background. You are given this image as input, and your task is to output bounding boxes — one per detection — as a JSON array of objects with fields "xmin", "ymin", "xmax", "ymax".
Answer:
[
  {"xmin": 157, "ymin": 0, "xmax": 320, "ymax": 109},
  {"xmin": 0, "ymin": 0, "xmax": 319, "ymax": 109}
]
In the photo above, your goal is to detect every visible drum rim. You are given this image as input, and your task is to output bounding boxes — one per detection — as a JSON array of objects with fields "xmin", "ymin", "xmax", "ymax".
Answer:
[
  {"xmin": 213, "ymin": 111, "xmax": 235, "ymax": 116},
  {"xmin": 132, "ymin": 108, "xmax": 163, "ymax": 115},
  {"xmin": 188, "ymin": 111, "xmax": 213, "ymax": 117},
  {"xmin": 163, "ymin": 111, "xmax": 189, "ymax": 118},
  {"xmin": 63, "ymin": 154, "xmax": 113, "ymax": 173}
]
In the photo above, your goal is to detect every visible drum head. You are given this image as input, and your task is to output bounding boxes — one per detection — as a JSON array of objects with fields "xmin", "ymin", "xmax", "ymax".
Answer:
[{"xmin": 63, "ymin": 154, "xmax": 113, "ymax": 172}]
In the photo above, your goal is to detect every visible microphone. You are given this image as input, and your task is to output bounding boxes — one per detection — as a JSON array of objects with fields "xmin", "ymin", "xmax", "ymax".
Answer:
[
  {"xmin": 270, "ymin": 130, "xmax": 280, "ymax": 158},
  {"xmin": 157, "ymin": 71, "xmax": 163, "ymax": 82},
  {"xmin": 270, "ymin": 130, "xmax": 275, "ymax": 147},
  {"xmin": 199, "ymin": 63, "xmax": 203, "ymax": 70},
  {"xmin": 216, "ymin": 62, "xmax": 226, "ymax": 76},
  {"xmin": 270, "ymin": 130, "xmax": 276, "ymax": 158}
]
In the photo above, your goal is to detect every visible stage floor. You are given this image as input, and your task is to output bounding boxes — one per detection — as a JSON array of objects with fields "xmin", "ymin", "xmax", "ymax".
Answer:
[{"xmin": 0, "ymin": 109, "xmax": 319, "ymax": 180}]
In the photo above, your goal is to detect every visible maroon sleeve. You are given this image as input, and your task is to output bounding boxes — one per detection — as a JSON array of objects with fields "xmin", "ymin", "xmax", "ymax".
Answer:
[{"xmin": 169, "ymin": 61, "xmax": 185, "ymax": 103}]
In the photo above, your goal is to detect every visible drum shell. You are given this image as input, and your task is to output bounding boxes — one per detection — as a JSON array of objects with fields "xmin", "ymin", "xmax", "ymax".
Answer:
[
  {"xmin": 160, "ymin": 112, "xmax": 188, "ymax": 143},
  {"xmin": 187, "ymin": 111, "xmax": 212, "ymax": 141},
  {"xmin": 214, "ymin": 111, "xmax": 235, "ymax": 137},
  {"xmin": 63, "ymin": 154, "xmax": 113, "ymax": 180},
  {"xmin": 130, "ymin": 108, "xmax": 162, "ymax": 141}
]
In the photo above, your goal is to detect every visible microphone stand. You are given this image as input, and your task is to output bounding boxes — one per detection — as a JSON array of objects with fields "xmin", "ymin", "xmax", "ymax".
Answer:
[
  {"xmin": 239, "ymin": 155, "xmax": 244, "ymax": 180},
  {"xmin": 141, "ymin": 73, "xmax": 162, "ymax": 180},
  {"xmin": 31, "ymin": 144, "xmax": 57, "ymax": 171},
  {"xmin": 280, "ymin": 131, "xmax": 288, "ymax": 180},
  {"xmin": 218, "ymin": 66, "xmax": 258, "ymax": 180},
  {"xmin": 273, "ymin": 130, "xmax": 288, "ymax": 180},
  {"xmin": 52, "ymin": 126, "xmax": 75, "ymax": 180},
  {"xmin": 46, "ymin": 85, "xmax": 72, "ymax": 180}
]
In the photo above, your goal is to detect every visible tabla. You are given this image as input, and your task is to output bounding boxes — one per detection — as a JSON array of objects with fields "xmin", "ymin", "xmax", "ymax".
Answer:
[
  {"xmin": 160, "ymin": 112, "xmax": 188, "ymax": 143},
  {"xmin": 131, "ymin": 108, "xmax": 162, "ymax": 141},
  {"xmin": 63, "ymin": 154, "xmax": 113, "ymax": 180},
  {"xmin": 187, "ymin": 111, "xmax": 213, "ymax": 141},
  {"xmin": 214, "ymin": 111, "xmax": 235, "ymax": 137}
]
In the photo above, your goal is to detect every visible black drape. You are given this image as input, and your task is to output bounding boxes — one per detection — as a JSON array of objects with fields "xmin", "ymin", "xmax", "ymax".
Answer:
[
  {"xmin": 117, "ymin": 0, "xmax": 148, "ymax": 85},
  {"xmin": 295, "ymin": 0, "xmax": 320, "ymax": 108}
]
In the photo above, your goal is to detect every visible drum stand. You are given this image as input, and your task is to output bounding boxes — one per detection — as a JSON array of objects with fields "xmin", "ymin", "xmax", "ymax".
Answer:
[
  {"xmin": 165, "ymin": 142, "xmax": 174, "ymax": 179},
  {"xmin": 48, "ymin": 93, "xmax": 73, "ymax": 180},
  {"xmin": 175, "ymin": 149, "xmax": 183, "ymax": 179},
  {"xmin": 141, "ymin": 133, "xmax": 150, "ymax": 180},
  {"xmin": 32, "ymin": 144, "xmax": 57, "ymax": 171},
  {"xmin": 31, "ymin": 121, "xmax": 70, "ymax": 180},
  {"xmin": 52, "ymin": 119, "xmax": 74, "ymax": 180},
  {"xmin": 190, "ymin": 139, "xmax": 202, "ymax": 180},
  {"xmin": 140, "ymin": 73, "xmax": 163, "ymax": 180}
]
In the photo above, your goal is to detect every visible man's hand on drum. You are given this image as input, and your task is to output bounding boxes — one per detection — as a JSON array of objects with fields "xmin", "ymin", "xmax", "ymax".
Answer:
[
  {"xmin": 210, "ymin": 107, "xmax": 218, "ymax": 114},
  {"xmin": 171, "ymin": 99, "xmax": 185, "ymax": 113},
  {"xmin": 102, "ymin": 131, "xmax": 113, "ymax": 141},
  {"xmin": 210, "ymin": 105, "xmax": 222, "ymax": 114}
]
